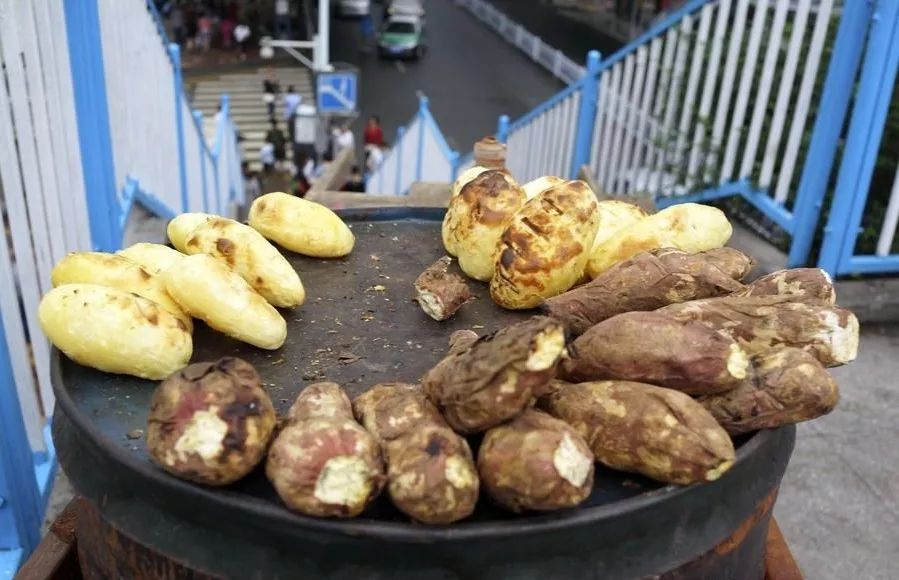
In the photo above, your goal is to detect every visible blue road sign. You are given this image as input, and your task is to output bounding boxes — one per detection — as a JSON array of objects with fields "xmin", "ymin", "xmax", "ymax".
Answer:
[{"xmin": 316, "ymin": 71, "xmax": 358, "ymax": 114}]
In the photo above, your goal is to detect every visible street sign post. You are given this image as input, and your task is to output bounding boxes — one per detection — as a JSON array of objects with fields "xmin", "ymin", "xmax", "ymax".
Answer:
[{"xmin": 316, "ymin": 71, "xmax": 358, "ymax": 115}]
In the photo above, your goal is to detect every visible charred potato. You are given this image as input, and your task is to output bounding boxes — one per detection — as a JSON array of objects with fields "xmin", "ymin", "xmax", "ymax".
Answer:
[
  {"xmin": 248, "ymin": 192, "xmax": 355, "ymax": 258},
  {"xmin": 451, "ymin": 165, "xmax": 490, "ymax": 197},
  {"xmin": 490, "ymin": 180, "xmax": 600, "ymax": 309},
  {"xmin": 39, "ymin": 284, "xmax": 191, "ymax": 380},
  {"xmin": 184, "ymin": 216, "xmax": 305, "ymax": 308},
  {"xmin": 162, "ymin": 254, "xmax": 287, "ymax": 349},
  {"xmin": 522, "ymin": 175, "xmax": 565, "ymax": 200},
  {"xmin": 442, "ymin": 170, "xmax": 526, "ymax": 280},
  {"xmin": 167, "ymin": 212, "xmax": 214, "ymax": 252},
  {"xmin": 116, "ymin": 243, "xmax": 185, "ymax": 274},
  {"xmin": 539, "ymin": 380, "xmax": 735, "ymax": 485},
  {"xmin": 478, "ymin": 410, "xmax": 594, "ymax": 512},
  {"xmin": 146, "ymin": 358, "xmax": 276, "ymax": 485}
]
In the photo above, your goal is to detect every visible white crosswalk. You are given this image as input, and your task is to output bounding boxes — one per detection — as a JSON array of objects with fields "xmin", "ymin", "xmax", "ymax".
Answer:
[{"xmin": 190, "ymin": 66, "xmax": 314, "ymax": 170}]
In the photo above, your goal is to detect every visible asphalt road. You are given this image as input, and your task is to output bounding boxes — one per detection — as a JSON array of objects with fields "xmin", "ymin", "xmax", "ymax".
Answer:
[{"xmin": 329, "ymin": 0, "xmax": 563, "ymax": 156}]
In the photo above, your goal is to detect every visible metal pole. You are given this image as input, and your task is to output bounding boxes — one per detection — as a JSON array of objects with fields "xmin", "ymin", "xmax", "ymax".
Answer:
[
  {"xmin": 570, "ymin": 50, "xmax": 602, "ymax": 178},
  {"xmin": 317, "ymin": 0, "xmax": 330, "ymax": 71}
]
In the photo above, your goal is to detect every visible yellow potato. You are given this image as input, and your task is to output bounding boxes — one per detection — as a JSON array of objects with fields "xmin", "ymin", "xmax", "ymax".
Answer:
[
  {"xmin": 167, "ymin": 213, "xmax": 214, "ymax": 252},
  {"xmin": 39, "ymin": 284, "xmax": 192, "ymax": 380},
  {"xmin": 586, "ymin": 203, "xmax": 732, "ymax": 278},
  {"xmin": 162, "ymin": 254, "xmax": 287, "ymax": 350},
  {"xmin": 451, "ymin": 165, "xmax": 490, "ymax": 197},
  {"xmin": 50, "ymin": 252, "xmax": 192, "ymax": 331},
  {"xmin": 116, "ymin": 243, "xmax": 184, "ymax": 274},
  {"xmin": 522, "ymin": 176, "xmax": 565, "ymax": 200},
  {"xmin": 490, "ymin": 180, "xmax": 600, "ymax": 309},
  {"xmin": 442, "ymin": 170, "xmax": 526, "ymax": 280},
  {"xmin": 184, "ymin": 216, "xmax": 305, "ymax": 308},
  {"xmin": 248, "ymin": 192, "xmax": 354, "ymax": 258}
]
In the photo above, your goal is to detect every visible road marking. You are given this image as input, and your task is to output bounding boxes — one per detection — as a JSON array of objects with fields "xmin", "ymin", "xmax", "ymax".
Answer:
[{"xmin": 395, "ymin": 60, "xmax": 406, "ymax": 74}]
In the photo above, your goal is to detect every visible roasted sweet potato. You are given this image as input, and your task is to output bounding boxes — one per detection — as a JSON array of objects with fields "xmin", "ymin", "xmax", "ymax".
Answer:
[
  {"xmin": 559, "ymin": 311, "xmax": 750, "ymax": 395},
  {"xmin": 146, "ymin": 358, "xmax": 276, "ymax": 485},
  {"xmin": 490, "ymin": 180, "xmax": 600, "ymax": 309},
  {"xmin": 267, "ymin": 383, "xmax": 384, "ymax": 518},
  {"xmin": 541, "ymin": 248, "xmax": 747, "ymax": 335},
  {"xmin": 353, "ymin": 383, "xmax": 478, "ymax": 524},
  {"xmin": 442, "ymin": 169, "xmax": 526, "ymax": 280},
  {"xmin": 736, "ymin": 268, "xmax": 835, "ymax": 304},
  {"xmin": 539, "ymin": 380, "xmax": 735, "ymax": 485},
  {"xmin": 659, "ymin": 295, "xmax": 858, "ymax": 366},
  {"xmin": 422, "ymin": 317, "xmax": 567, "ymax": 433},
  {"xmin": 698, "ymin": 348, "xmax": 839, "ymax": 435},
  {"xmin": 478, "ymin": 410, "xmax": 594, "ymax": 512},
  {"xmin": 414, "ymin": 256, "xmax": 472, "ymax": 321},
  {"xmin": 701, "ymin": 247, "xmax": 755, "ymax": 281}
]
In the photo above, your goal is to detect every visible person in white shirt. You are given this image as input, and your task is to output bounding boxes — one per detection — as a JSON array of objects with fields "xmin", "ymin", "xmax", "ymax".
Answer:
[
  {"xmin": 335, "ymin": 125, "xmax": 355, "ymax": 155},
  {"xmin": 234, "ymin": 23, "xmax": 251, "ymax": 60},
  {"xmin": 260, "ymin": 141, "xmax": 275, "ymax": 173},
  {"xmin": 364, "ymin": 143, "xmax": 384, "ymax": 173}
]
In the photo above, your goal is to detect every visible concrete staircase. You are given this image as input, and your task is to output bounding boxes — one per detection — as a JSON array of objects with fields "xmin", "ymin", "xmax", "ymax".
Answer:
[{"xmin": 190, "ymin": 66, "xmax": 314, "ymax": 171}]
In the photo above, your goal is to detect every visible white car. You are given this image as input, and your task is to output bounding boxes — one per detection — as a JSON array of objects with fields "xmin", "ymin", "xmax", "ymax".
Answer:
[
  {"xmin": 387, "ymin": 0, "xmax": 425, "ymax": 17},
  {"xmin": 338, "ymin": 0, "xmax": 371, "ymax": 17}
]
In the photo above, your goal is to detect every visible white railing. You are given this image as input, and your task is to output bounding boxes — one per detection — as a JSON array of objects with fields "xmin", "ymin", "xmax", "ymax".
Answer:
[
  {"xmin": 366, "ymin": 96, "xmax": 459, "ymax": 195},
  {"xmin": 454, "ymin": 0, "xmax": 585, "ymax": 85},
  {"xmin": 505, "ymin": 87, "xmax": 582, "ymax": 182}
]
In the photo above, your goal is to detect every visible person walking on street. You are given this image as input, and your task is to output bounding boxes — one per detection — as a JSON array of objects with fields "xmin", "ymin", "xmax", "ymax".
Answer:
[
  {"xmin": 363, "ymin": 116, "xmax": 384, "ymax": 147},
  {"xmin": 266, "ymin": 121, "xmax": 287, "ymax": 168},
  {"xmin": 335, "ymin": 124, "xmax": 355, "ymax": 156},
  {"xmin": 234, "ymin": 22, "xmax": 251, "ymax": 60},
  {"xmin": 283, "ymin": 85, "xmax": 302, "ymax": 143},
  {"xmin": 260, "ymin": 140, "xmax": 276, "ymax": 174},
  {"xmin": 263, "ymin": 72, "xmax": 280, "ymax": 119}
]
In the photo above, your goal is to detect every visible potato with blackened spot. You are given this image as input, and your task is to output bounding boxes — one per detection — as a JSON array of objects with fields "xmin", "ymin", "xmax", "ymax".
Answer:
[
  {"xmin": 248, "ymin": 192, "xmax": 355, "ymax": 258},
  {"xmin": 146, "ymin": 358, "xmax": 276, "ymax": 485},
  {"xmin": 163, "ymin": 254, "xmax": 287, "ymax": 349},
  {"xmin": 116, "ymin": 243, "xmax": 185, "ymax": 274},
  {"xmin": 184, "ymin": 216, "xmax": 304, "ymax": 308},
  {"xmin": 560, "ymin": 311, "xmax": 750, "ymax": 396},
  {"xmin": 659, "ymin": 295, "xmax": 858, "ymax": 367},
  {"xmin": 542, "ymin": 248, "xmax": 747, "ymax": 335},
  {"xmin": 413, "ymin": 256, "xmax": 472, "ymax": 321},
  {"xmin": 522, "ymin": 175, "xmax": 565, "ymax": 200},
  {"xmin": 39, "ymin": 284, "xmax": 191, "ymax": 380},
  {"xmin": 736, "ymin": 268, "xmax": 835, "ymax": 304},
  {"xmin": 478, "ymin": 410, "xmax": 594, "ymax": 512},
  {"xmin": 539, "ymin": 380, "xmax": 735, "ymax": 485},
  {"xmin": 586, "ymin": 203, "xmax": 732, "ymax": 278},
  {"xmin": 451, "ymin": 165, "xmax": 491, "ymax": 197},
  {"xmin": 699, "ymin": 348, "xmax": 840, "ymax": 435},
  {"xmin": 490, "ymin": 180, "xmax": 600, "ymax": 309},
  {"xmin": 442, "ymin": 170, "xmax": 525, "ymax": 279},
  {"xmin": 167, "ymin": 213, "xmax": 214, "ymax": 252},
  {"xmin": 422, "ymin": 316, "xmax": 567, "ymax": 433},
  {"xmin": 267, "ymin": 383, "xmax": 384, "ymax": 518},
  {"xmin": 51, "ymin": 251, "xmax": 191, "ymax": 331}
]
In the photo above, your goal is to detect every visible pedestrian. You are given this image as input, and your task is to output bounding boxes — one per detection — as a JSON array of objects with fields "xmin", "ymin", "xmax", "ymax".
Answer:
[
  {"xmin": 262, "ymin": 72, "xmax": 280, "ymax": 119},
  {"xmin": 266, "ymin": 121, "xmax": 287, "ymax": 168},
  {"xmin": 170, "ymin": 4, "xmax": 185, "ymax": 46},
  {"xmin": 283, "ymin": 85, "xmax": 301, "ymax": 142},
  {"xmin": 363, "ymin": 116, "xmax": 384, "ymax": 147},
  {"xmin": 184, "ymin": 4, "xmax": 198, "ymax": 51},
  {"xmin": 364, "ymin": 143, "xmax": 385, "ymax": 173},
  {"xmin": 243, "ymin": 161, "xmax": 262, "ymax": 201},
  {"xmin": 260, "ymin": 140, "xmax": 275, "ymax": 174},
  {"xmin": 220, "ymin": 16, "xmax": 235, "ymax": 49},
  {"xmin": 234, "ymin": 21, "xmax": 251, "ymax": 60},
  {"xmin": 335, "ymin": 124, "xmax": 355, "ymax": 156},
  {"xmin": 345, "ymin": 166, "xmax": 366, "ymax": 192},
  {"xmin": 360, "ymin": 13, "xmax": 375, "ymax": 50}
]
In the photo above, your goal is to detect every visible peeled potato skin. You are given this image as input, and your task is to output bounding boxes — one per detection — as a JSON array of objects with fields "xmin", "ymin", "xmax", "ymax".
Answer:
[
  {"xmin": 39, "ymin": 284, "xmax": 192, "ymax": 380},
  {"xmin": 163, "ymin": 254, "xmax": 287, "ymax": 350},
  {"xmin": 117, "ymin": 243, "xmax": 184, "ymax": 274},
  {"xmin": 167, "ymin": 213, "xmax": 214, "ymax": 252},
  {"xmin": 51, "ymin": 252, "xmax": 191, "ymax": 331},
  {"xmin": 442, "ymin": 170, "xmax": 525, "ymax": 278},
  {"xmin": 490, "ymin": 180, "xmax": 600, "ymax": 309},
  {"xmin": 248, "ymin": 192, "xmax": 355, "ymax": 258},
  {"xmin": 184, "ymin": 216, "xmax": 305, "ymax": 308},
  {"xmin": 586, "ymin": 203, "xmax": 732, "ymax": 278}
]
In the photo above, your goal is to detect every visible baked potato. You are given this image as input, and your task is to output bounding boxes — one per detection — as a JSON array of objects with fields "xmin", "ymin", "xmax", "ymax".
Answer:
[
  {"xmin": 586, "ymin": 203, "xmax": 732, "ymax": 278},
  {"xmin": 184, "ymin": 216, "xmax": 305, "ymax": 308},
  {"xmin": 162, "ymin": 254, "xmax": 287, "ymax": 349},
  {"xmin": 116, "ymin": 243, "xmax": 184, "ymax": 274},
  {"xmin": 167, "ymin": 213, "xmax": 214, "ymax": 252},
  {"xmin": 451, "ymin": 165, "xmax": 490, "ymax": 197},
  {"xmin": 490, "ymin": 180, "xmax": 600, "ymax": 309},
  {"xmin": 522, "ymin": 176, "xmax": 565, "ymax": 200},
  {"xmin": 248, "ymin": 192, "xmax": 355, "ymax": 258},
  {"xmin": 589, "ymin": 200, "xmax": 647, "ymax": 256},
  {"xmin": 39, "ymin": 284, "xmax": 192, "ymax": 379},
  {"xmin": 442, "ymin": 169, "xmax": 526, "ymax": 278}
]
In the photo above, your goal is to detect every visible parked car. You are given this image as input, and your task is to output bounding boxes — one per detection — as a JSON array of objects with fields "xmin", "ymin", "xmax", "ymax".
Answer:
[
  {"xmin": 387, "ymin": 0, "xmax": 425, "ymax": 18},
  {"xmin": 338, "ymin": 0, "xmax": 371, "ymax": 17},
  {"xmin": 378, "ymin": 15, "xmax": 425, "ymax": 59}
]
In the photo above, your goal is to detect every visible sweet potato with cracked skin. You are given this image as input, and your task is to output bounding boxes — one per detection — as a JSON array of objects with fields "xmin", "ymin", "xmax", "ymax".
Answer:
[
  {"xmin": 541, "ymin": 248, "xmax": 747, "ymax": 335},
  {"xmin": 658, "ymin": 295, "xmax": 858, "ymax": 366},
  {"xmin": 146, "ymin": 358, "xmax": 276, "ymax": 485},
  {"xmin": 586, "ymin": 203, "xmax": 733, "ymax": 278},
  {"xmin": 478, "ymin": 410, "xmax": 594, "ymax": 512},
  {"xmin": 490, "ymin": 180, "xmax": 601, "ymax": 309},
  {"xmin": 353, "ymin": 383, "xmax": 479, "ymax": 524},
  {"xmin": 701, "ymin": 247, "xmax": 756, "ymax": 281},
  {"xmin": 736, "ymin": 268, "xmax": 835, "ymax": 304},
  {"xmin": 698, "ymin": 348, "xmax": 839, "ymax": 435},
  {"xmin": 539, "ymin": 380, "xmax": 735, "ymax": 485},
  {"xmin": 267, "ymin": 383, "xmax": 384, "ymax": 518},
  {"xmin": 442, "ymin": 170, "xmax": 526, "ymax": 280},
  {"xmin": 448, "ymin": 329, "xmax": 479, "ymax": 354},
  {"xmin": 414, "ymin": 256, "xmax": 472, "ymax": 321},
  {"xmin": 185, "ymin": 216, "xmax": 305, "ymax": 308},
  {"xmin": 422, "ymin": 316, "xmax": 568, "ymax": 433},
  {"xmin": 560, "ymin": 311, "xmax": 751, "ymax": 395}
]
